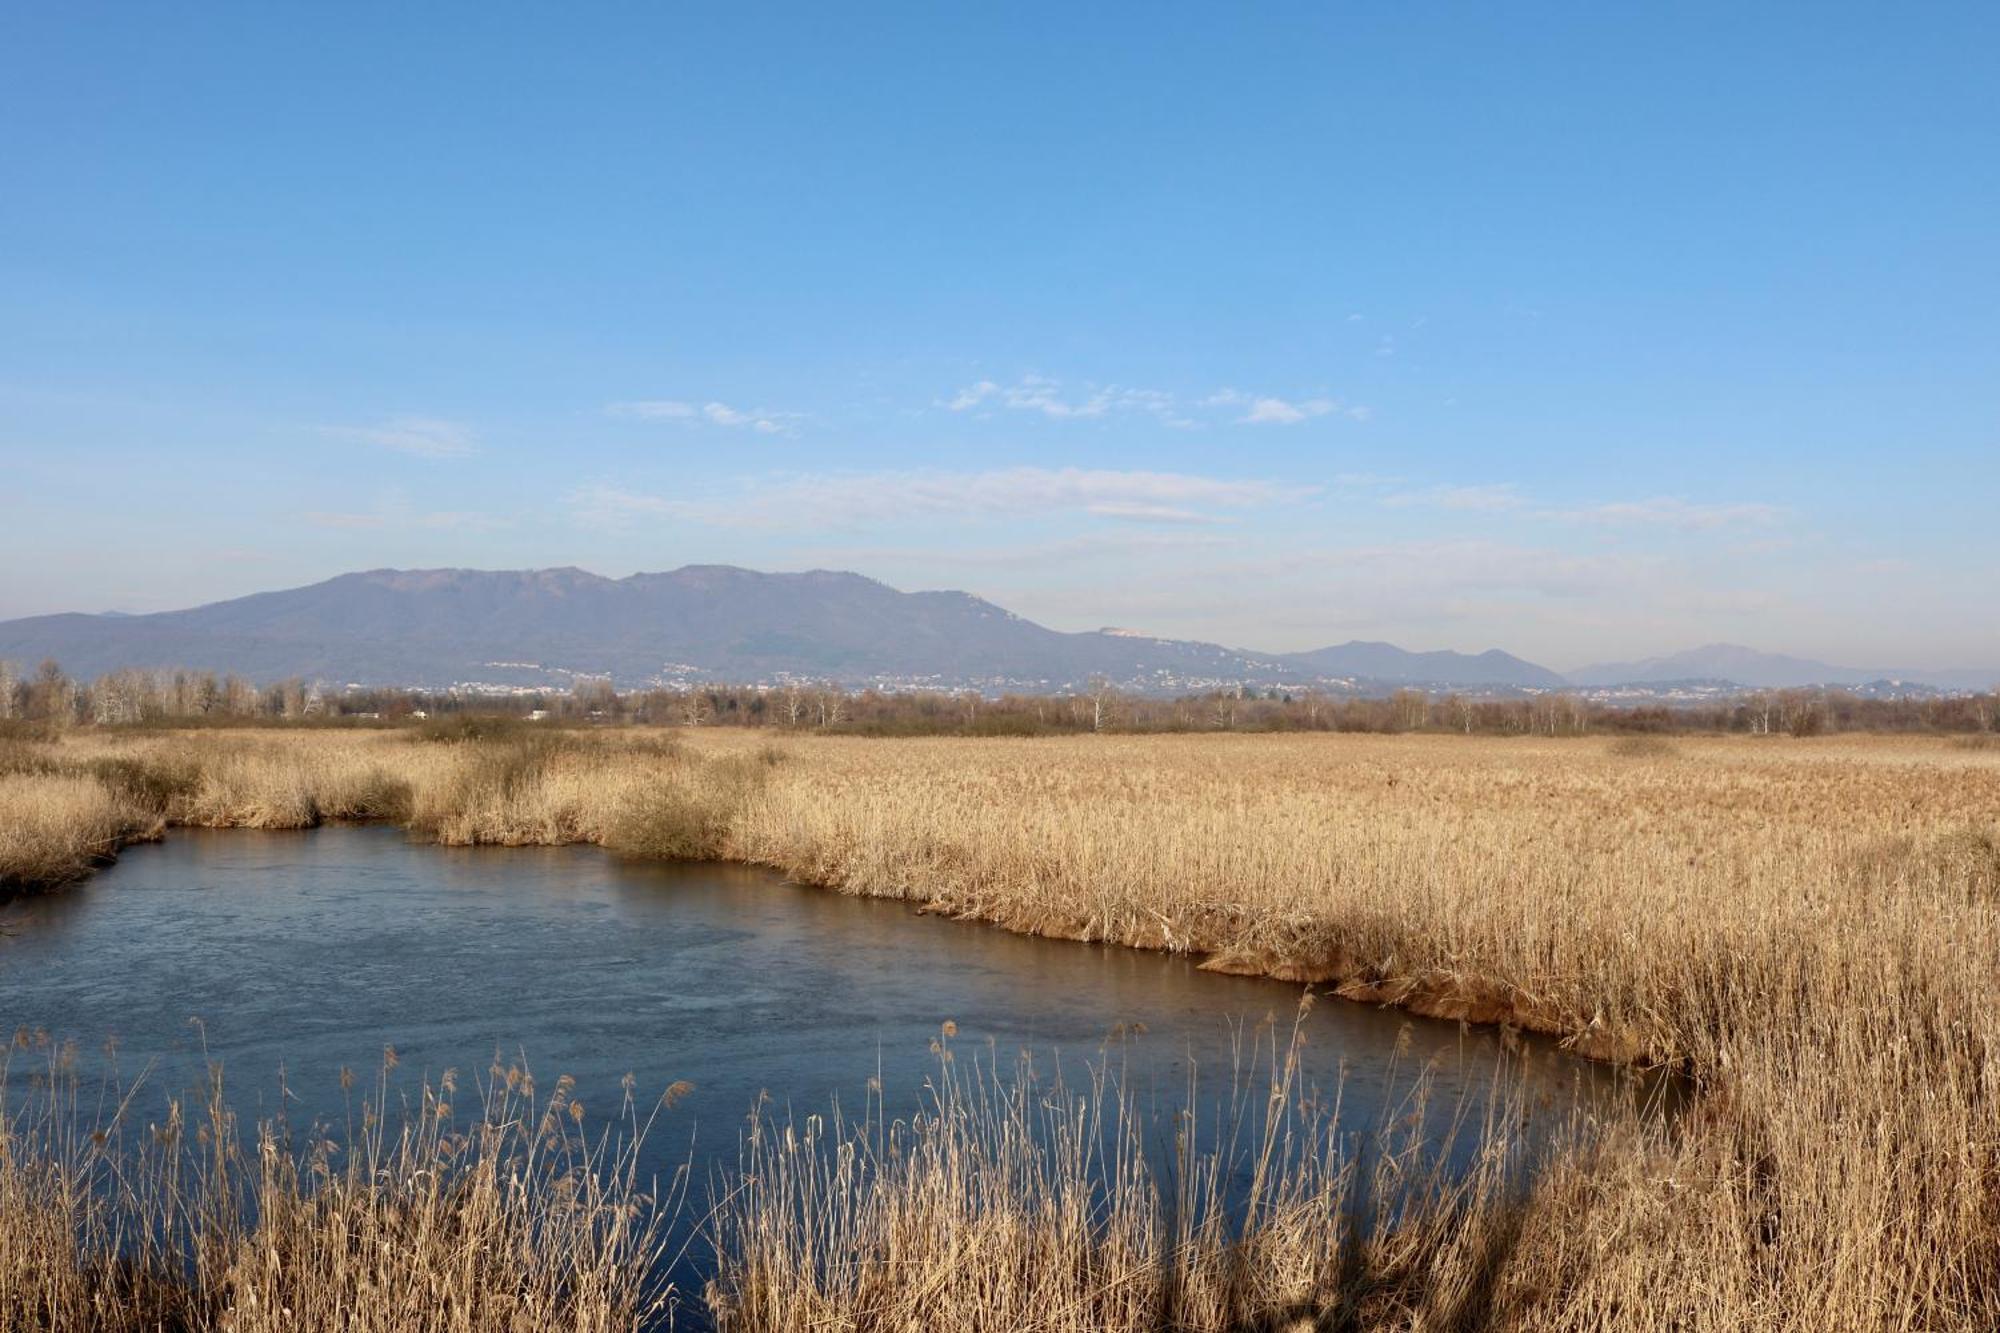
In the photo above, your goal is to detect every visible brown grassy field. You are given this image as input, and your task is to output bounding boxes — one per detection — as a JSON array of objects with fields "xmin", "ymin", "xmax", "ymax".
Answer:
[{"xmin": 4, "ymin": 726, "xmax": 2000, "ymax": 1329}]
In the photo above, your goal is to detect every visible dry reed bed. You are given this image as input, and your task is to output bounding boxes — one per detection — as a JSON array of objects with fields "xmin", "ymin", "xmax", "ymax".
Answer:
[
  {"xmin": 0, "ymin": 1037, "xmax": 676, "ymax": 1331},
  {"xmin": 0, "ymin": 772, "xmax": 158, "ymax": 892},
  {"xmin": 706, "ymin": 1009, "xmax": 1532, "ymax": 1333},
  {"xmin": 2, "ymin": 728, "xmax": 1999, "ymax": 1327}
]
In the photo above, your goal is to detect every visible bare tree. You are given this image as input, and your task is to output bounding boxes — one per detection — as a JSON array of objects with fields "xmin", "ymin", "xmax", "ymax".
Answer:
[
  {"xmin": 28, "ymin": 660, "xmax": 75, "ymax": 726},
  {"xmin": 1444, "ymin": 692, "xmax": 1475, "ymax": 735},
  {"xmin": 1088, "ymin": 677, "xmax": 1117, "ymax": 733},
  {"xmin": 0, "ymin": 660, "xmax": 18, "ymax": 719},
  {"xmin": 90, "ymin": 668, "xmax": 151, "ymax": 725},
  {"xmin": 1747, "ymin": 692, "xmax": 1774, "ymax": 735},
  {"xmin": 677, "ymin": 689, "xmax": 710, "ymax": 727},
  {"xmin": 1210, "ymin": 690, "xmax": 1238, "ymax": 730},
  {"xmin": 571, "ymin": 676, "xmax": 617, "ymax": 716},
  {"xmin": 1390, "ymin": 688, "xmax": 1429, "ymax": 732},
  {"xmin": 1300, "ymin": 688, "xmax": 1327, "ymax": 729},
  {"xmin": 221, "ymin": 674, "xmax": 259, "ymax": 717}
]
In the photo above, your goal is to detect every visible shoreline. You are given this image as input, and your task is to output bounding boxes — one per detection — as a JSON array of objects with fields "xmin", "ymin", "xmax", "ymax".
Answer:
[{"xmin": 6, "ymin": 810, "xmax": 1658, "ymax": 1072}]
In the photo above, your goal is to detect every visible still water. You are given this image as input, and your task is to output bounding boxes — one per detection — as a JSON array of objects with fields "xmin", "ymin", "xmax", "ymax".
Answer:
[{"xmin": 0, "ymin": 826, "xmax": 1648, "ymax": 1304}]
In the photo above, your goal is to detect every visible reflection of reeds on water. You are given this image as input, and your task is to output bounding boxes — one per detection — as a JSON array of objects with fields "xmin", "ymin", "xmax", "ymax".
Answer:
[
  {"xmin": 2, "ymin": 1008, "xmax": 1583, "ymax": 1332},
  {"xmin": 0, "ymin": 1032, "xmax": 685, "ymax": 1331},
  {"xmin": 705, "ymin": 998, "xmax": 1585, "ymax": 1332}
]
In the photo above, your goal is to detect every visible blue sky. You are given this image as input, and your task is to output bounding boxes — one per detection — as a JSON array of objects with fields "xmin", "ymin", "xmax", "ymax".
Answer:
[{"xmin": 3, "ymin": 3, "xmax": 1995, "ymax": 669}]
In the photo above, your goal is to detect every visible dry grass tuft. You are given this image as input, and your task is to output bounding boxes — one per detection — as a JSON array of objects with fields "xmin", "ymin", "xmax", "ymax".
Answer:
[
  {"xmin": 603, "ymin": 751, "xmax": 777, "ymax": 861},
  {"xmin": 706, "ymin": 1009, "xmax": 1539, "ymax": 1333},
  {"xmin": 0, "ymin": 1038, "xmax": 684, "ymax": 1332},
  {"xmin": 0, "ymin": 773, "xmax": 156, "ymax": 892},
  {"xmin": 1605, "ymin": 734, "xmax": 1679, "ymax": 759}
]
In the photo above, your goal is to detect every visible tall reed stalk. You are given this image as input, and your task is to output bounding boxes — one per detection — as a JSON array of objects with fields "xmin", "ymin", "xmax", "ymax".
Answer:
[
  {"xmin": 0, "ymin": 1034, "xmax": 685, "ymax": 1331},
  {"xmin": 705, "ymin": 1003, "xmax": 1550, "ymax": 1332}
]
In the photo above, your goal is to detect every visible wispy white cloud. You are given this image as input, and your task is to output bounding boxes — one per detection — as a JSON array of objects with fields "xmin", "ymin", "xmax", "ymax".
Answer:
[
  {"xmin": 1549, "ymin": 497, "xmax": 1786, "ymax": 530},
  {"xmin": 1383, "ymin": 483, "xmax": 1526, "ymax": 513},
  {"xmin": 948, "ymin": 376, "xmax": 1361, "ymax": 429},
  {"xmin": 302, "ymin": 495, "xmax": 506, "ymax": 533},
  {"xmin": 1084, "ymin": 501, "xmax": 1217, "ymax": 524},
  {"xmin": 606, "ymin": 399, "xmax": 799, "ymax": 434},
  {"xmin": 944, "ymin": 375, "xmax": 1188, "ymax": 423},
  {"xmin": 803, "ymin": 529, "xmax": 1237, "ymax": 572},
  {"xmin": 1382, "ymin": 484, "xmax": 1783, "ymax": 530},
  {"xmin": 324, "ymin": 416, "xmax": 477, "ymax": 458},
  {"xmin": 606, "ymin": 400, "xmax": 700, "ymax": 421},
  {"xmin": 412, "ymin": 510, "xmax": 507, "ymax": 532},
  {"xmin": 302, "ymin": 511, "xmax": 387, "ymax": 529},
  {"xmin": 1245, "ymin": 396, "xmax": 1333, "ymax": 424},
  {"xmin": 567, "ymin": 466, "xmax": 1311, "ymax": 532},
  {"xmin": 1303, "ymin": 539, "xmax": 1652, "ymax": 598},
  {"xmin": 1204, "ymin": 389, "xmax": 1345, "ymax": 425}
]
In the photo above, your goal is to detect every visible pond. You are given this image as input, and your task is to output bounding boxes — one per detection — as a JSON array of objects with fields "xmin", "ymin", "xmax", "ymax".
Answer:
[{"xmin": 0, "ymin": 825, "xmax": 1657, "ymax": 1314}]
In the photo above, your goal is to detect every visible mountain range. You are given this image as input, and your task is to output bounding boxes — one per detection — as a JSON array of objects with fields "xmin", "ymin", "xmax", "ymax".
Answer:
[
  {"xmin": 1569, "ymin": 644, "xmax": 2000, "ymax": 692},
  {"xmin": 0, "ymin": 567, "xmax": 1988, "ymax": 695},
  {"xmin": 0, "ymin": 566, "xmax": 1562, "ymax": 692}
]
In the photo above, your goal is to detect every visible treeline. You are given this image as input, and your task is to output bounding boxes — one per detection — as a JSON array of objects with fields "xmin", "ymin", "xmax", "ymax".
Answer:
[
  {"xmin": 623, "ymin": 681, "xmax": 2000, "ymax": 737},
  {"xmin": 3, "ymin": 658, "xmax": 1997, "ymax": 739}
]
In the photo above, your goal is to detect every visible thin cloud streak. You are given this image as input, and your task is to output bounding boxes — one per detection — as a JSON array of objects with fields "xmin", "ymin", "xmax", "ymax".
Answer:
[
  {"xmin": 944, "ymin": 376, "xmax": 1188, "ymax": 424},
  {"xmin": 605, "ymin": 399, "xmax": 799, "ymax": 434},
  {"xmin": 323, "ymin": 416, "xmax": 477, "ymax": 458},
  {"xmin": 1383, "ymin": 484, "xmax": 1526, "ymax": 512},
  {"xmin": 803, "ymin": 529, "xmax": 1236, "ymax": 573},
  {"xmin": 302, "ymin": 511, "xmax": 387, "ymax": 529},
  {"xmin": 1550, "ymin": 497, "xmax": 1787, "ymax": 530},
  {"xmin": 947, "ymin": 376, "xmax": 1363, "ymax": 429},
  {"xmin": 567, "ymin": 466, "xmax": 1312, "ymax": 531},
  {"xmin": 1203, "ymin": 388, "xmax": 1358, "ymax": 425},
  {"xmin": 1383, "ymin": 484, "xmax": 1785, "ymax": 529},
  {"xmin": 302, "ymin": 497, "xmax": 507, "ymax": 533}
]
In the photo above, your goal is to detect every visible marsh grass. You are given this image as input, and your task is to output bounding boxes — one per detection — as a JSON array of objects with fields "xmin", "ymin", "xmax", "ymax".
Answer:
[
  {"xmin": 705, "ymin": 1005, "xmax": 1546, "ymax": 1333},
  {"xmin": 4, "ymin": 729, "xmax": 2000, "ymax": 1327},
  {"xmin": 0, "ymin": 773, "xmax": 156, "ymax": 892},
  {"xmin": 407, "ymin": 713, "xmax": 549, "ymax": 745},
  {"xmin": 604, "ymin": 750, "xmax": 781, "ymax": 861},
  {"xmin": 80, "ymin": 752, "xmax": 207, "ymax": 815},
  {"xmin": 0, "ymin": 1035, "xmax": 685, "ymax": 1332}
]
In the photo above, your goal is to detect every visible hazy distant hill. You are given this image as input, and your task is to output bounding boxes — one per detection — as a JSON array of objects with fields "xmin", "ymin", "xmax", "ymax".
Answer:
[
  {"xmin": 1569, "ymin": 643, "xmax": 1997, "ymax": 691},
  {"xmin": 0, "ymin": 566, "xmax": 1573, "ymax": 694},
  {"xmin": 1280, "ymin": 641, "xmax": 1566, "ymax": 689}
]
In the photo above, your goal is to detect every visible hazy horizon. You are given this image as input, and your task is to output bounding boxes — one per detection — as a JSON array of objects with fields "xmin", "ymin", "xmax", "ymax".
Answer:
[{"xmin": 4, "ymin": 6, "xmax": 1995, "ymax": 668}]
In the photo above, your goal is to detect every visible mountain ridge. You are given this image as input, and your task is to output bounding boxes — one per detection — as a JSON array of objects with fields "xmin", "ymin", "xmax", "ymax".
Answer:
[
  {"xmin": 1568, "ymin": 642, "xmax": 1999, "ymax": 692},
  {"xmin": 0, "ymin": 565, "xmax": 1567, "ymax": 692},
  {"xmin": 3, "ymin": 570, "xmax": 1991, "ymax": 693}
]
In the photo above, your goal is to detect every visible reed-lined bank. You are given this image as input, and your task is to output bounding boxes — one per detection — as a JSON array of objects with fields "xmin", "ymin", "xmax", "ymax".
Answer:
[
  {"xmin": 0, "ymin": 1035, "xmax": 678, "ymax": 1332},
  {"xmin": 4, "ymin": 726, "xmax": 2000, "ymax": 1328}
]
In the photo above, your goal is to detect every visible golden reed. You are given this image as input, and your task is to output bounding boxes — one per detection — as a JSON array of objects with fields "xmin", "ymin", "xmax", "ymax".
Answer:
[{"xmin": 2, "ymin": 726, "xmax": 1997, "ymax": 1329}]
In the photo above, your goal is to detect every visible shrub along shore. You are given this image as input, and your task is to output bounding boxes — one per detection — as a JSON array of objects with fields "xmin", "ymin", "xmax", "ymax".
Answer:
[{"xmin": 3, "ymin": 724, "xmax": 2000, "ymax": 1329}]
